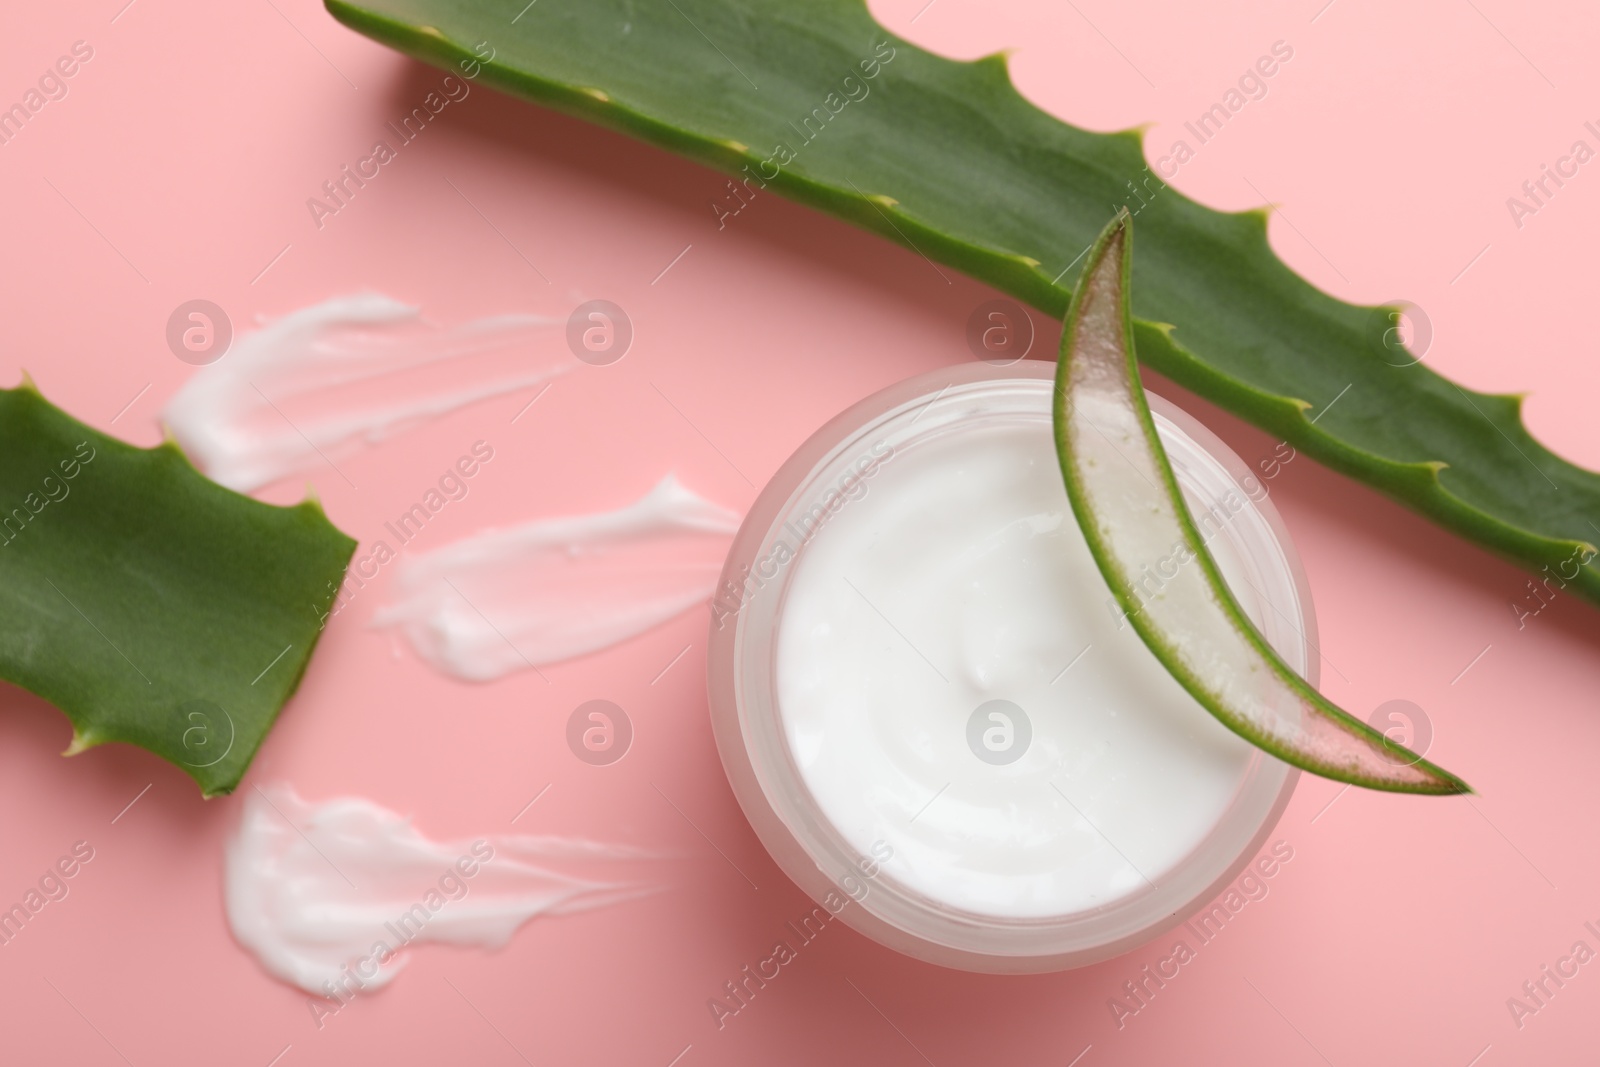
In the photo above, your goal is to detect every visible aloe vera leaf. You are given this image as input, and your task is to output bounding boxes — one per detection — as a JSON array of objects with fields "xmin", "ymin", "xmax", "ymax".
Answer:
[
  {"xmin": 1055, "ymin": 214, "xmax": 1468, "ymax": 794},
  {"xmin": 0, "ymin": 382, "xmax": 356, "ymax": 796},
  {"xmin": 325, "ymin": 0, "xmax": 1600, "ymax": 608}
]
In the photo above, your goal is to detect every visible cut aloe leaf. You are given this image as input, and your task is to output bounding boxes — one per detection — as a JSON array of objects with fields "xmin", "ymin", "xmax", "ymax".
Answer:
[
  {"xmin": 1054, "ymin": 215, "xmax": 1469, "ymax": 795},
  {"xmin": 0, "ymin": 382, "xmax": 356, "ymax": 796},
  {"xmin": 324, "ymin": 0, "xmax": 1600, "ymax": 615}
]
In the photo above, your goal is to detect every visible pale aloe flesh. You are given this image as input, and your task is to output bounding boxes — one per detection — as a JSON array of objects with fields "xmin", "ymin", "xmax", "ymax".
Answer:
[{"xmin": 1054, "ymin": 215, "xmax": 1468, "ymax": 795}]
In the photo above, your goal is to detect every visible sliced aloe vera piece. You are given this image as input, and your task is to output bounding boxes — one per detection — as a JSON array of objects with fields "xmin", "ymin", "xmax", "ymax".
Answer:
[
  {"xmin": 0, "ymin": 382, "xmax": 356, "ymax": 796},
  {"xmin": 1054, "ymin": 215, "xmax": 1469, "ymax": 795}
]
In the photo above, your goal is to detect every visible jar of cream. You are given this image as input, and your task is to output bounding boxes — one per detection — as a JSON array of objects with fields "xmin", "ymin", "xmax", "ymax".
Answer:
[{"xmin": 708, "ymin": 361, "xmax": 1311, "ymax": 972}]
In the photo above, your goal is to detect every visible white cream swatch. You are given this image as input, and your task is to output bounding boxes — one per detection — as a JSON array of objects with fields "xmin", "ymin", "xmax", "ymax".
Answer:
[
  {"xmin": 225, "ymin": 786, "xmax": 655, "ymax": 997},
  {"xmin": 371, "ymin": 474, "xmax": 741, "ymax": 681},
  {"xmin": 164, "ymin": 293, "xmax": 563, "ymax": 492}
]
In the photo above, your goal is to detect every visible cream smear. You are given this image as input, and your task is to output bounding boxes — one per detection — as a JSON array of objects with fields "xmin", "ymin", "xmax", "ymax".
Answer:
[
  {"xmin": 163, "ymin": 293, "xmax": 563, "ymax": 492},
  {"xmin": 372, "ymin": 475, "xmax": 741, "ymax": 680},
  {"xmin": 225, "ymin": 786, "xmax": 655, "ymax": 997}
]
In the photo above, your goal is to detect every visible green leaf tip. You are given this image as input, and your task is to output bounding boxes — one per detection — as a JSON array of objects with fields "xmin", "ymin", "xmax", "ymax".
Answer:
[
  {"xmin": 156, "ymin": 422, "xmax": 193, "ymax": 460},
  {"xmin": 1055, "ymin": 212, "xmax": 1470, "ymax": 796},
  {"xmin": 0, "ymin": 386, "xmax": 356, "ymax": 796},
  {"xmin": 299, "ymin": 483, "xmax": 332, "ymax": 518}
]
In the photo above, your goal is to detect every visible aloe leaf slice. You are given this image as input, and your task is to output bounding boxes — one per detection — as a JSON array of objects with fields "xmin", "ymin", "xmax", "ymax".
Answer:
[
  {"xmin": 0, "ymin": 382, "xmax": 356, "ymax": 796},
  {"xmin": 1054, "ymin": 215, "xmax": 1469, "ymax": 795},
  {"xmin": 324, "ymin": 0, "xmax": 1600, "ymax": 613}
]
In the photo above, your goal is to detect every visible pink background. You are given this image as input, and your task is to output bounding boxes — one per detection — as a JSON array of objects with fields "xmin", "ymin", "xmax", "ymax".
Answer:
[{"xmin": 1, "ymin": 0, "xmax": 1597, "ymax": 1063}]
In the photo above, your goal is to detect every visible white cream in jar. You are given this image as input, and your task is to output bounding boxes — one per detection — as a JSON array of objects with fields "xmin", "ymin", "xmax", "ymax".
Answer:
[{"xmin": 710, "ymin": 364, "xmax": 1311, "ymax": 971}]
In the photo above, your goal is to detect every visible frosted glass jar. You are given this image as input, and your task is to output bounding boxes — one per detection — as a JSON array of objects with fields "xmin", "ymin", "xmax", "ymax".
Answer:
[{"xmin": 708, "ymin": 362, "xmax": 1311, "ymax": 972}]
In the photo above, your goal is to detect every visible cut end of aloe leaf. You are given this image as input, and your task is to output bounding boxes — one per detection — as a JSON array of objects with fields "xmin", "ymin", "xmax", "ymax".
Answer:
[
  {"xmin": 1053, "ymin": 213, "xmax": 1470, "ymax": 796},
  {"xmin": 0, "ymin": 386, "xmax": 357, "ymax": 796}
]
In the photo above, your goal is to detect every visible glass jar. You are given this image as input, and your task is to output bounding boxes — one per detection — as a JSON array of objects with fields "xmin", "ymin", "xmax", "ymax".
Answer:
[{"xmin": 708, "ymin": 361, "xmax": 1311, "ymax": 972}]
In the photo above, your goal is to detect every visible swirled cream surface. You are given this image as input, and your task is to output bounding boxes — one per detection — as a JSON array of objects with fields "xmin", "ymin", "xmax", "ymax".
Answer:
[{"xmin": 775, "ymin": 414, "xmax": 1280, "ymax": 919}]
